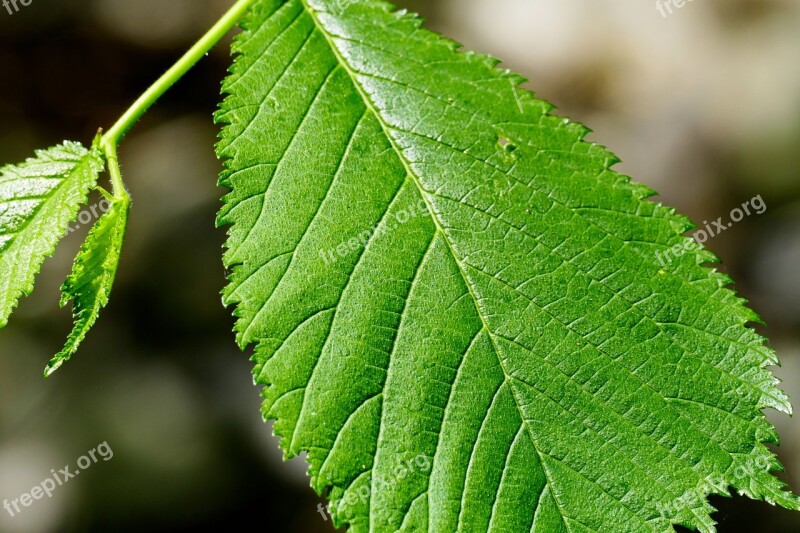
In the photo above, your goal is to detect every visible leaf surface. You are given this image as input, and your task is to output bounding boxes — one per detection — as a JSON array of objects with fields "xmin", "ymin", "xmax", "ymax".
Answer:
[
  {"xmin": 0, "ymin": 142, "xmax": 104, "ymax": 328},
  {"xmin": 46, "ymin": 195, "xmax": 129, "ymax": 376},
  {"xmin": 217, "ymin": 1, "xmax": 798, "ymax": 530}
]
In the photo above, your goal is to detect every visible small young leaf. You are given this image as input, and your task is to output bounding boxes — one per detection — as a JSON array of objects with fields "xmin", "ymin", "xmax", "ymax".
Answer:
[
  {"xmin": 45, "ymin": 195, "xmax": 130, "ymax": 377},
  {"xmin": 0, "ymin": 141, "xmax": 104, "ymax": 329},
  {"xmin": 217, "ymin": 1, "xmax": 797, "ymax": 531}
]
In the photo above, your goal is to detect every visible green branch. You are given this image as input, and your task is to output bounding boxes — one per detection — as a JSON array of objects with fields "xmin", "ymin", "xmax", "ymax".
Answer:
[{"xmin": 99, "ymin": 0, "xmax": 256, "ymax": 198}]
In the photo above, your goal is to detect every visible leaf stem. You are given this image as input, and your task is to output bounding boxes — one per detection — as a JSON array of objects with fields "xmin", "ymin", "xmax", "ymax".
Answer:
[
  {"xmin": 99, "ymin": 0, "xmax": 256, "ymax": 196},
  {"xmin": 103, "ymin": 143, "xmax": 129, "ymax": 202}
]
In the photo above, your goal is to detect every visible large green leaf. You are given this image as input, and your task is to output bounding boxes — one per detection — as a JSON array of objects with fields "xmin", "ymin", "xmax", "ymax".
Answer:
[
  {"xmin": 216, "ymin": 1, "xmax": 797, "ymax": 530},
  {"xmin": 0, "ymin": 141, "xmax": 104, "ymax": 329},
  {"xmin": 45, "ymin": 194, "xmax": 130, "ymax": 377}
]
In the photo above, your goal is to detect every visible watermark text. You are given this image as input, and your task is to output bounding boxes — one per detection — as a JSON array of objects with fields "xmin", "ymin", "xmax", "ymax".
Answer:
[
  {"xmin": 3, "ymin": 442, "xmax": 113, "ymax": 518},
  {"xmin": 656, "ymin": 194, "xmax": 766, "ymax": 267}
]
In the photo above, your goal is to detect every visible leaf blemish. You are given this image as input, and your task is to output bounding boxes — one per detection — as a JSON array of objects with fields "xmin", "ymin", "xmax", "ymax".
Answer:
[
  {"xmin": 497, "ymin": 136, "xmax": 517, "ymax": 161},
  {"xmin": 497, "ymin": 136, "xmax": 515, "ymax": 150}
]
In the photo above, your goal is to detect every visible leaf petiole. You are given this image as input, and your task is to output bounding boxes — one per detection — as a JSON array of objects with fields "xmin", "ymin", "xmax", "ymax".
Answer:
[{"xmin": 98, "ymin": 0, "xmax": 256, "ymax": 196}]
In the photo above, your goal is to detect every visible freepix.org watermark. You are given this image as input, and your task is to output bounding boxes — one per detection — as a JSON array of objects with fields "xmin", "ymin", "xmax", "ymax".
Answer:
[
  {"xmin": 66, "ymin": 198, "xmax": 111, "ymax": 236},
  {"xmin": 2, "ymin": 0, "xmax": 33, "ymax": 15},
  {"xmin": 320, "ymin": 198, "xmax": 428, "ymax": 266},
  {"xmin": 656, "ymin": 455, "xmax": 773, "ymax": 519},
  {"xmin": 316, "ymin": 453, "xmax": 431, "ymax": 522},
  {"xmin": 3, "ymin": 442, "xmax": 113, "ymax": 518},
  {"xmin": 656, "ymin": 0, "xmax": 697, "ymax": 18},
  {"xmin": 656, "ymin": 194, "xmax": 766, "ymax": 267}
]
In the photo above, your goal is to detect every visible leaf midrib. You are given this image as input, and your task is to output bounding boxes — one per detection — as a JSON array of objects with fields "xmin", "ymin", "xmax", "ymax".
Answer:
[
  {"xmin": 293, "ymin": 7, "xmax": 784, "ymax": 418},
  {"xmin": 296, "ymin": 4, "xmax": 730, "ymax": 531},
  {"xmin": 293, "ymin": 6, "xmax": 785, "ymax": 401},
  {"xmin": 298, "ymin": 4, "xmax": 649, "ymax": 531},
  {"xmin": 0, "ymin": 149, "xmax": 99, "ymax": 325},
  {"xmin": 295, "ymin": 4, "xmax": 574, "ymax": 529},
  {"xmin": 0, "ymin": 152, "xmax": 94, "ymax": 248},
  {"xmin": 57, "ymin": 202, "xmax": 128, "ymax": 359}
]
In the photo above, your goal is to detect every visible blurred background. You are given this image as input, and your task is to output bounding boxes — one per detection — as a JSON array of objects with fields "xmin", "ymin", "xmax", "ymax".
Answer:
[{"xmin": 0, "ymin": 0, "xmax": 798, "ymax": 531}]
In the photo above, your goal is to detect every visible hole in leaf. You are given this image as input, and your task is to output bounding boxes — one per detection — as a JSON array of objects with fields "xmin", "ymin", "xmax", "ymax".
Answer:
[
  {"xmin": 498, "ymin": 136, "xmax": 516, "ymax": 151},
  {"xmin": 497, "ymin": 136, "xmax": 518, "ymax": 161}
]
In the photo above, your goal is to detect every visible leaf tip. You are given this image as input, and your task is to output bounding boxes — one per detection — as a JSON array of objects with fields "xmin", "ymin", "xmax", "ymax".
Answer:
[{"xmin": 43, "ymin": 356, "xmax": 66, "ymax": 378}]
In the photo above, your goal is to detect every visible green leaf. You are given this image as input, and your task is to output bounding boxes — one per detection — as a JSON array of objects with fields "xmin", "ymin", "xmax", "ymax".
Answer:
[
  {"xmin": 216, "ymin": 1, "xmax": 798, "ymax": 530},
  {"xmin": 0, "ymin": 141, "xmax": 104, "ymax": 329},
  {"xmin": 45, "ymin": 194, "xmax": 130, "ymax": 377}
]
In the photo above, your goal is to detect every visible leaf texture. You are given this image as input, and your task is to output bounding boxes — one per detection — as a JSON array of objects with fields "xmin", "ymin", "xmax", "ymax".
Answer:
[
  {"xmin": 216, "ymin": 1, "xmax": 798, "ymax": 531},
  {"xmin": 0, "ymin": 141, "xmax": 104, "ymax": 329},
  {"xmin": 45, "ymin": 195, "xmax": 130, "ymax": 377}
]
